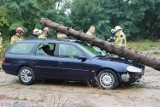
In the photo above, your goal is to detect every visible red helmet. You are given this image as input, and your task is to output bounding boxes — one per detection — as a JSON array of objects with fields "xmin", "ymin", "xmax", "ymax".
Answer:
[
  {"xmin": 43, "ymin": 27, "xmax": 50, "ymax": 33},
  {"xmin": 16, "ymin": 27, "xmax": 24, "ymax": 33}
]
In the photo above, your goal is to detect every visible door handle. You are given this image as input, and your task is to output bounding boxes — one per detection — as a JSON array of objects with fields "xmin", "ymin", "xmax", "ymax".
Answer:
[{"xmin": 59, "ymin": 62, "xmax": 63, "ymax": 64}]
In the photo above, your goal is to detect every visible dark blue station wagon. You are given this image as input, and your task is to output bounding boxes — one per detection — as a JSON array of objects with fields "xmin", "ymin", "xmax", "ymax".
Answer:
[{"xmin": 2, "ymin": 39, "xmax": 145, "ymax": 89}]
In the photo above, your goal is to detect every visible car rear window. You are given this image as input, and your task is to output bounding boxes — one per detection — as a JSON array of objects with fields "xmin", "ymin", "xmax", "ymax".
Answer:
[{"xmin": 8, "ymin": 42, "xmax": 36, "ymax": 54}]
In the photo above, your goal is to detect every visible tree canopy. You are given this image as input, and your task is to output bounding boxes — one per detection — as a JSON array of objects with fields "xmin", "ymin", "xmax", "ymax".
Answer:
[
  {"xmin": 0, "ymin": 0, "xmax": 160, "ymax": 40},
  {"xmin": 0, "ymin": 0, "xmax": 70, "ymax": 38},
  {"xmin": 70, "ymin": 0, "xmax": 160, "ymax": 40}
]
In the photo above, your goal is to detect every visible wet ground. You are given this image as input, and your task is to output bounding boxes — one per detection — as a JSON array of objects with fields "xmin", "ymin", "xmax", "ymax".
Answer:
[
  {"xmin": 0, "ymin": 49, "xmax": 160, "ymax": 107},
  {"xmin": 0, "ymin": 67, "xmax": 160, "ymax": 107}
]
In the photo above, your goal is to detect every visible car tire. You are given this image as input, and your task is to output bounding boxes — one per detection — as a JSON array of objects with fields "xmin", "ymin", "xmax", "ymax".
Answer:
[
  {"xmin": 97, "ymin": 69, "xmax": 119, "ymax": 89},
  {"xmin": 18, "ymin": 66, "xmax": 36, "ymax": 85}
]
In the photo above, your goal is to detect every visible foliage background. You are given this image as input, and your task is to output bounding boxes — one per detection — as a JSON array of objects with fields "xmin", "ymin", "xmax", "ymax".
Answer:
[{"xmin": 0, "ymin": 0, "xmax": 160, "ymax": 41}]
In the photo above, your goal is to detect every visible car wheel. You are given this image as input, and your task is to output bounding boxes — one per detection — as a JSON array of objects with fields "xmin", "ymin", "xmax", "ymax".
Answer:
[
  {"xmin": 18, "ymin": 66, "xmax": 36, "ymax": 85},
  {"xmin": 97, "ymin": 70, "xmax": 119, "ymax": 89}
]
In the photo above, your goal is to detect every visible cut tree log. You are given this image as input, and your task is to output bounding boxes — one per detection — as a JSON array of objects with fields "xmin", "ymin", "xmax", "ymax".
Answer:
[{"xmin": 40, "ymin": 18, "xmax": 160, "ymax": 71}]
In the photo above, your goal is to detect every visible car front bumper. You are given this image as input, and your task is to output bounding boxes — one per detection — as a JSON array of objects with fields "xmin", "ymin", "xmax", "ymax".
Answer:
[{"xmin": 120, "ymin": 70, "xmax": 144, "ymax": 83}]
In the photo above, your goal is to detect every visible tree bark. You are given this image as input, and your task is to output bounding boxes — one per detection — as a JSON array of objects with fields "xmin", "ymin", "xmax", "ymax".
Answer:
[{"xmin": 40, "ymin": 18, "xmax": 160, "ymax": 71}]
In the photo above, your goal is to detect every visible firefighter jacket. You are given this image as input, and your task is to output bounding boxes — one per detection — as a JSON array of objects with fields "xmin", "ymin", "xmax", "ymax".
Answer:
[{"xmin": 10, "ymin": 34, "xmax": 23, "ymax": 45}]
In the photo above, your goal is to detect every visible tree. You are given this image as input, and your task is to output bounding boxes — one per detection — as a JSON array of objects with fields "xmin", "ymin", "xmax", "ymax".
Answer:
[
  {"xmin": 69, "ymin": 0, "xmax": 160, "ymax": 40},
  {"xmin": 1, "ymin": 0, "xmax": 160, "ymax": 40},
  {"xmin": 0, "ymin": 9, "xmax": 9, "ymax": 27},
  {"xmin": 40, "ymin": 18, "xmax": 160, "ymax": 71},
  {"xmin": 0, "ymin": 0, "xmax": 72, "ymax": 38},
  {"xmin": 70, "ymin": 0, "xmax": 106, "ymax": 38}
]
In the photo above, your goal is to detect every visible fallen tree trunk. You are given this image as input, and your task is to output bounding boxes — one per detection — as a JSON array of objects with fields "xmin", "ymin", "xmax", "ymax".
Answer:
[{"xmin": 40, "ymin": 18, "xmax": 160, "ymax": 71}]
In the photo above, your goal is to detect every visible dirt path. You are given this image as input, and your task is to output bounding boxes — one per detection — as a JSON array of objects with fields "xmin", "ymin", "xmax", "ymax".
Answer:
[{"xmin": 0, "ymin": 66, "xmax": 160, "ymax": 107}]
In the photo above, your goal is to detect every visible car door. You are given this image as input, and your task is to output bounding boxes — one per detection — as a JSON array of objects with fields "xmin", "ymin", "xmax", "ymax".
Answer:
[
  {"xmin": 33, "ymin": 43, "xmax": 60, "ymax": 78},
  {"xmin": 56, "ymin": 43, "xmax": 94, "ymax": 80}
]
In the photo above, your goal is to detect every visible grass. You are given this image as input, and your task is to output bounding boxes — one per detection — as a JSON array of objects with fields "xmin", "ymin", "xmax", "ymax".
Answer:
[
  {"xmin": 132, "ymin": 83, "xmax": 145, "ymax": 88},
  {"xmin": 127, "ymin": 40, "xmax": 160, "ymax": 51}
]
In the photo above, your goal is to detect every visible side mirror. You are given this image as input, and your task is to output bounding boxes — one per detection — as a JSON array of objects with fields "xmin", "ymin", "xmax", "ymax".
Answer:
[{"xmin": 77, "ymin": 56, "xmax": 87, "ymax": 62}]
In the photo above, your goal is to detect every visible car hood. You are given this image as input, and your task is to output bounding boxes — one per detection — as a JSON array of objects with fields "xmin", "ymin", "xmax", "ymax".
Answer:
[
  {"xmin": 92, "ymin": 56, "xmax": 144, "ymax": 72},
  {"xmin": 99, "ymin": 57, "xmax": 143, "ymax": 67}
]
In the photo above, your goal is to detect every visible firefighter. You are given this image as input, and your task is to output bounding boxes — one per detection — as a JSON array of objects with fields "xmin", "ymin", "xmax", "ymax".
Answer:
[
  {"xmin": 57, "ymin": 32, "xmax": 68, "ymax": 39},
  {"xmin": 114, "ymin": 26, "xmax": 126, "ymax": 47},
  {"xmin": 10, "ymin": 27, "xmax": 24, "ymax": 45},
  {"xmin": 38, "ymin": 30, "xmax": 43, "ymax": 38},
  {"xmin": 108, "ymin": 29, "xmax": 116, "ymax": 43},
  {"xmin": 86, "ymin": 26, "xmax": 95, "ymax": 37},
  {"xmin": 39, "ymin": 27, "xmax": 50, "ymax": 39},
  {"xmin": 28, "ymin": 28, "xmax": 39, "ymax": 39}
]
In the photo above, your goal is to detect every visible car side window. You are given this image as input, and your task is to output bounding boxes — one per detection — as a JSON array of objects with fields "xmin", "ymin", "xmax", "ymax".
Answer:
[
  {"xmin": 59, "ymin": 44, "xmax": 83, "ymax": 58},
  {"xmin": 8, "ymin": 42, "xmax": 36, "ymax": 54},
  {"xmin": 36, "ymin": 43, "xmax": 55, "ymax": 56}
]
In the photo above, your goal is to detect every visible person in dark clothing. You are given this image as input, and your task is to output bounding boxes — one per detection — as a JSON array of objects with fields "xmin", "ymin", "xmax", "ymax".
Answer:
[
  {"xmin": 28, "ymin": 28, "xmax": 39, "ymax": 39},
  {"xmin": 108, "ymin": 29, "xmax": 116, "ymax": 43}
]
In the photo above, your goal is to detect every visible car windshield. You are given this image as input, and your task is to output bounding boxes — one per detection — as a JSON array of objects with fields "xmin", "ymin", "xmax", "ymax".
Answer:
[{"xmin": 78, "ymin": 43, "xmax": 107, "ymax": 57}]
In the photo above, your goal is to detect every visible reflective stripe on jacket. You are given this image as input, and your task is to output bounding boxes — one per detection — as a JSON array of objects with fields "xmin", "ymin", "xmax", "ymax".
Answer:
[{"xmin": 115, "ymin": 30, "xmax": 126, "ymax": 47}]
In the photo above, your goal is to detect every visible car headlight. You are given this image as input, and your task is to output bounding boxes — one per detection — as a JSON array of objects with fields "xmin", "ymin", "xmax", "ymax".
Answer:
[{"xmin": 126, "ymin": 65, "xmax": 142, "ymax": 73}]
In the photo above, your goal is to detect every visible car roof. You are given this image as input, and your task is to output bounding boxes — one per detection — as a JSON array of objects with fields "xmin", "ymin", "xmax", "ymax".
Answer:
[{"xmin": 17, "ymin": 38, "xmax": 82, "ymax": 44}]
